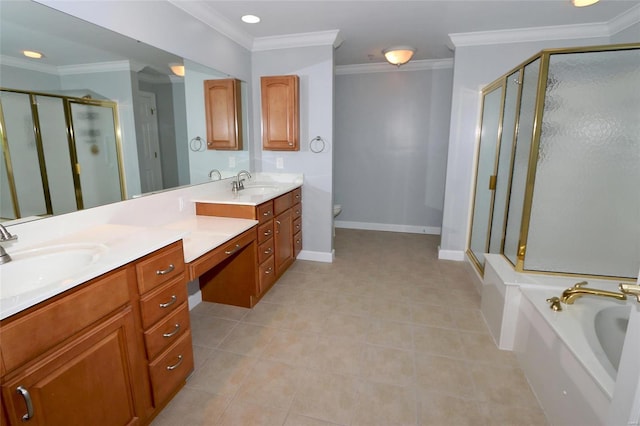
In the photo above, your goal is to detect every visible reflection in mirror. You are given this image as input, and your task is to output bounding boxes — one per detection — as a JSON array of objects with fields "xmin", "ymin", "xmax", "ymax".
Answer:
[{"xmin": 0, "ymin": 0, "xmax": 250, "ymax": 221}]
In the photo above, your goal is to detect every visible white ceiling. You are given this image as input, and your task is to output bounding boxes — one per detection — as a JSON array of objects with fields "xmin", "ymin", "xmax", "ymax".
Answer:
[{"xmin": 189, "ymin": 0, "xmax": 640, "ymax": 65}]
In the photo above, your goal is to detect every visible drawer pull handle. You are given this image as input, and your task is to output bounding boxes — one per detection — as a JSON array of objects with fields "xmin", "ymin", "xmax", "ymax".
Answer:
[
  {"xmin": 224, "ymin": 244, "xmax": 242, "ymax": 255},
  {"xmin": 295, "ymin": 194, "xmax": 301, "ymax": 199},
  {"xmin": 264, "ymin": 229, "xmax": 272, "ymax": 236},
  {"xmin": 166, "ymin": 355, "xmax": 184, "ymax": 371},
  {"xmin": 163, "ymin": 323, "xmax": 181, "ymax": 338},
  {"xmin": 264, "ymin": 247, "xmax": 273, "ymax": 255},
  {"xmin": 156, "ymin": 264, "xmax": 175, "ymax": 276},
  {"xmin": 263, "ymin": 210, "xmax": 272, "ymax": 217},
  {"xmin": 16, "ymin": 386, "xmax": 33, "ymax": 421},
  {"xmin": 296, "ymin": 209, "xmax": 300, "ymax": 215},
  {"xmin": 265, "ymin": 267, "xmax": 273, "ymax": 275},
  {"xmin": 276, "ymin": 220, "xmax": 281, "ymax": 233},
  {"xmin": 159, "ymin": 295, "xmax": 177, "ymax": 308}
]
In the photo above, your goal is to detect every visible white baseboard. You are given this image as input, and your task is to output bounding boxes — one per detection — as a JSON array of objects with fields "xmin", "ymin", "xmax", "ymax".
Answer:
[
  {"xmin": 297, "ymin": 249, "xmax": 334, "ymax": 263},
  {"xmin": 188, "ymin": 291, "xmax": 202, "ymax": 310},
  {"xmin": 437, "ymin": 247, "xmax": 465, "ymax": 261},
  {"xmin": 335, "ymin": 220, "xmax": 440, "ymax": 235}
]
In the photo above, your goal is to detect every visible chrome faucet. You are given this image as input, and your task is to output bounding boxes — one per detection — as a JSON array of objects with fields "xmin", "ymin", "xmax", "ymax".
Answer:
[
  {"xmin": 0, "ymin": 224, "xmax": 17, "ymax": 265},
  {"xmin": 561, "ymin": 281, "xmax": 627, "ymax": 305},
  {"xmin": 208, "ymin": 169, "xmax": 222, "ymax": 181},
  {"xmin": 235, "ymin": 170, "xmax": 252, "ymax": 190}
]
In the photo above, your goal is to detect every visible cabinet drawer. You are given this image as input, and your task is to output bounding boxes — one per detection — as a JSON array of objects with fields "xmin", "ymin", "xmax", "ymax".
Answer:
[
  {"xmin": 139, "ymin": 276, "xmax": 188, "ymax": 329},
  {"xmin": 274, "ymin": 192, "xmax": 293, "ymax": 215},
  {"xmin": 292, "ymin": 187, "xmax": 302, "ymax": 204},
  {"xmin": 257, "ymin": 221, "xmax": 274, "ymax": 244},
  {"xmin": 292, "ymin": 203, "xmax": 302, "ymax": 220},
  {"xmin": 188, "ymin": 228, "xmax": 256, "ymax": 280},
  {"xmin": 0, "ymin": 267, "xmax": 131, "ymax": 373},
  {"xmin": 258, "ymin": 238, "xmax": 274, "ymax": 265},
  {"xmin": 257, "ymin": 201, "xmax": 274, "ymax": 223},
  {"xmin": 144, "ymin": 302, "xmax": 191, "ymax": 360},
  {"xmin": 258, "ymin": 257, "xmax": 276, "ymax": 294},
  {"xmin": 293, "ymin": 217, "xmax": 302, "ymax": 234},
  {"xmin": 136, "ymin": 242, "xmax": 185, "ymax": 294},
  {"xmin": 294, "ymin": 232, "xmax": 302, "ymax": 258},
  {"xmin": 148, "ymin": 331, "xmax": 194, "ymax": 406}
]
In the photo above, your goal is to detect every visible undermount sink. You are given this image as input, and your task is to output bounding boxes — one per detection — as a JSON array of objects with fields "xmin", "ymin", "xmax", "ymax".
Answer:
[
  {"xmin": 0, "ymin": 243, "xmax": 107, "ymax": 299},
  {"xmin": 238, "ymin": 185, "xmax": 280, "ymax": 196}
]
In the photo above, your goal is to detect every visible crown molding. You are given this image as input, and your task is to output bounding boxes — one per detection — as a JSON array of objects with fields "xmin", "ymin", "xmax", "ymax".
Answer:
[
  {"xmin": 335, "ymin": 58, "xmax": 453, "ymax": 75},
  {"xmin": 0, "ymin": 55, "xmax": 59, "ymax": 75},
  {"xmin": 253, "ymin": 30, "xmax": 342, "ymax": 51},
  {"xmin": 449, "ymin": 4, "xmax": 640, "ymax": 48},
  {"xmin": 609, "ymin": 3, "xmax": 640, "ymax": 35},
  {"xmin": 57, "ymin": 60, "xmax": 133, "ymax": 76},
  {"xmin": 166, "ymin": 0, "xmax": 253, "ymax": 50}
]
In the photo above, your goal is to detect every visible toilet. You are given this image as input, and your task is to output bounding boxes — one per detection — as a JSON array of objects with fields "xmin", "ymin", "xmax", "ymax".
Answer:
[{"xmin": 333, "ymin": 204, "xmax": 342, "ymax": 236}]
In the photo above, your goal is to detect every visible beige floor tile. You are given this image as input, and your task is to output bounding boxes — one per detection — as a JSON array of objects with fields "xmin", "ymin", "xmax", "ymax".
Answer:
[
  {"xmin": 366, "ymin": 319, "xmax": 414, "ymax": 350},
  {"xmin": 413, "ymin": 325, "xmax": 464, "ymax": 358},
  {"xmin": 191, "ymin": 344, "xmax": 214, "ymax": 369},
  {"xmin": 368, "ymin": 298, "xmax": 413, "ymax": 322},
  {"xmin": 417, "ymin": 392, "xmax": 486, "ymax": 426},
  {"xmin": 150, "ymin": 387, "xmax": 230, "ymax": 426},
  {"xmin": 290, "ymin": 371, "xmax": 360, "ymax": 425},
  {"xmin": 459, "ymin": 332, "xmax": 518, "ymax": 366},
  {"xmin": 452, "ymin": 308, "xmax": 491, "ymax": 334},
  {"xmin": 186, "ymin": 349, "xmax": 257, "ymax": 396},
  {"xmin": 351, "ymin": 380, "xmax": 417, "ymax": 426},
  {"xmin": 218, "ymin": 323, "xmax": 277, "ymax": 356},
  {"xmin": 218, "ymin": 399, "xmax": 288, "ymax": 426},
  {"xmin": 307, "ymin": 335, "xmax": 365, "ymax": 376},
  {"xmin": 415, "ymin": 355, "xmax": 476, "ymax": 399},
  {"xmin": 283, "ymin": 413, "xmax": 341, "ymax": 426},
  {"xmin": 241, "ymin": 301, "xmax": 293, "ymax": 329},
  {"xmin": 207, "ymin": 301, "xmax": 250, "ymax": 321},
  {"xmin": 320, "ymin": 312, "xmax": 371, "ymax": 340},
  {"xmin": 411, "ymin": 303, "xmax": 456, "ymax": 328},
  {"xmin": 361, "ymin": 345, "xmax": 415, "ymax": 386},
  {"xmin": 261, "ymin": 329, "xmax": 318, "ymax": 366},
  {"xmin": 234, "ymin": 359, "xmax": 304, "ymax": 409},
  {"xmin": 190, "ymin": 317, "xmax": 239, "ymax": 348},
  {"xmin": 481, "ymin": 402, "xmax": 548, "ymax": 426}
]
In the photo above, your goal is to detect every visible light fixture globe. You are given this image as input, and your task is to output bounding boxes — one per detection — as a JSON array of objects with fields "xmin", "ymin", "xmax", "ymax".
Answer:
[{"xmin": 383, "ymin": 46, "xmax": 415, "ymax": 67}]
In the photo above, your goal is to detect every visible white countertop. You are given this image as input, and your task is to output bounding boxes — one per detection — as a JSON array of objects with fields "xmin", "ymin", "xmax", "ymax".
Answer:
[{"xmin": 0, "ymin": 174, "xmax": 303, "ymax": 320}]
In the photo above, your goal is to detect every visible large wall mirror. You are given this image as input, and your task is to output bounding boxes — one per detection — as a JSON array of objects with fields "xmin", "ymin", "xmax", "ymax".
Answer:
[{"xmin": 0, "ymin": 0, "xmax": 250, "ymax": 222}]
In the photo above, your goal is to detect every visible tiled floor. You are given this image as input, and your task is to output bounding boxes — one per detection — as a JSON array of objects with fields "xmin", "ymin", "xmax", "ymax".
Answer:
[{"xmin": 152, "ymin": 229, "xmax": 547, "ymax": 426}]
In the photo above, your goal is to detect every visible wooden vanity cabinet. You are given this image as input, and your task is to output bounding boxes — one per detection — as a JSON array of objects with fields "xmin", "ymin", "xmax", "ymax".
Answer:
[
  {"xmin": 195, "ymin": 187, "xmax": 302, "ymax": 304},
  {"xmin": 261, "ymin": 75, "xmax": 299, "ymax": 151},
  {"xmin": 204, "ymin": 78, "xmax": 243, "ymax": 150},
  {"xmin": 0, "ymin": 267, "xmax": 148, "ymax": 426},
  {"xmin": 0, "ymin": 240, "xmax": 193, "ymax": 425}
]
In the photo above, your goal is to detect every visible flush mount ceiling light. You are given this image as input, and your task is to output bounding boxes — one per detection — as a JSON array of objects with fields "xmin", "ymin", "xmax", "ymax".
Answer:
[
  {"xmin": 572, "ymin": 0, "xmax": 599, "ymax": 6},
  {"xmin": 241, "ymin": 14, "xmax": 261, "ymax": 24},
  {"xmin": 170, "ymin": 63, "xmax": 185, "ymax": 77},
  {"xmin": 382, "ymin": 46, "xmax": 415, "ymax": 67},
  {"xmin": 23, "ymin": 50, "xmax": 43, "ymax": 59}
]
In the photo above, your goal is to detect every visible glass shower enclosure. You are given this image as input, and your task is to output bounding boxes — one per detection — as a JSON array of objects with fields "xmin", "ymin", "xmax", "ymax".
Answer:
[
  {"xmin": 467, "ymin": 43, "xmax": 639, "ymax": 280},
  {"xmin": 0, "ymin": 89, "xmax": 125, "ymax": 221}
]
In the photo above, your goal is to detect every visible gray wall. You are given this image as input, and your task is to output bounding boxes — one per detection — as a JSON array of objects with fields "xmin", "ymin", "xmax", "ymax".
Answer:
[{"xmin": 334, "ymin": 67, "xmax": 453, "ymax": 234}]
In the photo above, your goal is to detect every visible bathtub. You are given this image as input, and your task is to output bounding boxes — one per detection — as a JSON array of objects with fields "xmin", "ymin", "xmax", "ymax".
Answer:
[{"xmin": 480, "ymin": 254, "xmax": 637, "ymax": 425}]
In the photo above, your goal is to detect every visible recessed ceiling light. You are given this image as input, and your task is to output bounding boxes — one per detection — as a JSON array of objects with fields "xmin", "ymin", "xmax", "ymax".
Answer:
[
  {"xmin": 23, "ymin": 50, "xmax": 43, "ymax": 59},
  {"xmin": 572, "ymin": 0, "xmax": 599, "ymax": 7},
  {"xmin": 241, "ymin": 14, "xmax": 261, "ymax": 24}
]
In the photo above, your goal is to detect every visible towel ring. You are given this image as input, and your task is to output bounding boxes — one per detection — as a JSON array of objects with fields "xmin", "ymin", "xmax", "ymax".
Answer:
[
  {"xmin": 309, "ymin": 136, "xmax": 325, "ymax": 153},
  {"xmin": 189, "ymin": 136, "xmax": 206, "ymax": 152}
]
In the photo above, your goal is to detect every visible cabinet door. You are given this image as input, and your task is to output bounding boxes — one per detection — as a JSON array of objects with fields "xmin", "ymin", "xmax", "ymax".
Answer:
[
  {"xmin": 261, "ymin": 75, "xmax": 299, "ymax": 151},
  {"xmin": 274, "ymin": 209, "xmax": 293, "ymax": 275},
  {"xmin": 204, "ymin": 78, "xmax": 242, "ymax": 150},
  {"xmin": 2, "ymin": 308, "xmax": 142, "ymax": 426}
]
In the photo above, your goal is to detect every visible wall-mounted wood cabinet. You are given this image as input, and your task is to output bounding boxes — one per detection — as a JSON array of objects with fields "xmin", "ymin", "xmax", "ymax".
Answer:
[
  {"xmin": 204, "ymin": 78, "xmax": 243, "ymax": 150},
  {"xmin": 260, "ymin": 75, "xmax": 299, "ymax": 151}
]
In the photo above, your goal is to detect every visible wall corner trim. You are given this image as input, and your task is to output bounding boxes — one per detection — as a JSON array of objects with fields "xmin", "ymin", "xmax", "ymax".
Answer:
[
  {"xmin": 335, "ymin": 58, "xmax": 453, "ymax": 75},
  {"xmin": 438, "ymin": 248, "xmax": 466, "ymax": 261}
]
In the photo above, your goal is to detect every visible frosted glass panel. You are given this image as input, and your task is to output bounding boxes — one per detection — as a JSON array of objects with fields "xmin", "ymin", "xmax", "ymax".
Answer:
[
  {"xmin": 504, "ymin": 59, "xmax": 540, "ymax": 265},
  {"xmin": 0, "ymin": 91, "xmax": 47, "ymax": 218},
  {"xmin": 37, "ymin": 95, "xmax": 77, "ymax": 215},
  {"xmin": 525, "ymin": 49, "xmax": 640, "ymax": 278},
  {"xmin": 489, "ymin": 71, "xmax": 520, "ymax": 254},
  {"xmin": 71, "ymin": 102, "xmax": 123, "ymax": 209},
  {"xmin": 469, "ymin": 87, "xmax": 502, "ymax": 266}
]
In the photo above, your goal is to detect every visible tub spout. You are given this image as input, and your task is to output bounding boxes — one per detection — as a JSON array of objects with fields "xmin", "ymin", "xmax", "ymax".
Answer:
[
  {"xmin": 619, "ymin": 283, "xmax": 640, "ymax": 302},
  {"xmin": 561, "ymin": 281, "xmax": 627, "ymax": 305}
]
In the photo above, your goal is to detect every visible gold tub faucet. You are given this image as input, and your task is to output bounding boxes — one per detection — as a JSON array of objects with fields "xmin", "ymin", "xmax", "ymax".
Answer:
[
  {"xmin": 619, "ymin": 283, "xmax": 640, "ymax": 302},
  {"xmin": 561, "ymin": 281, "xmax": 627, "ymax": 305}
]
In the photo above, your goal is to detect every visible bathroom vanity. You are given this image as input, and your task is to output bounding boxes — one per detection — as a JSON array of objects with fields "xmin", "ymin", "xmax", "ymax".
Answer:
[{"xmin": 0, "ymin": 173, "xmax": 303, "ymax": 425}]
